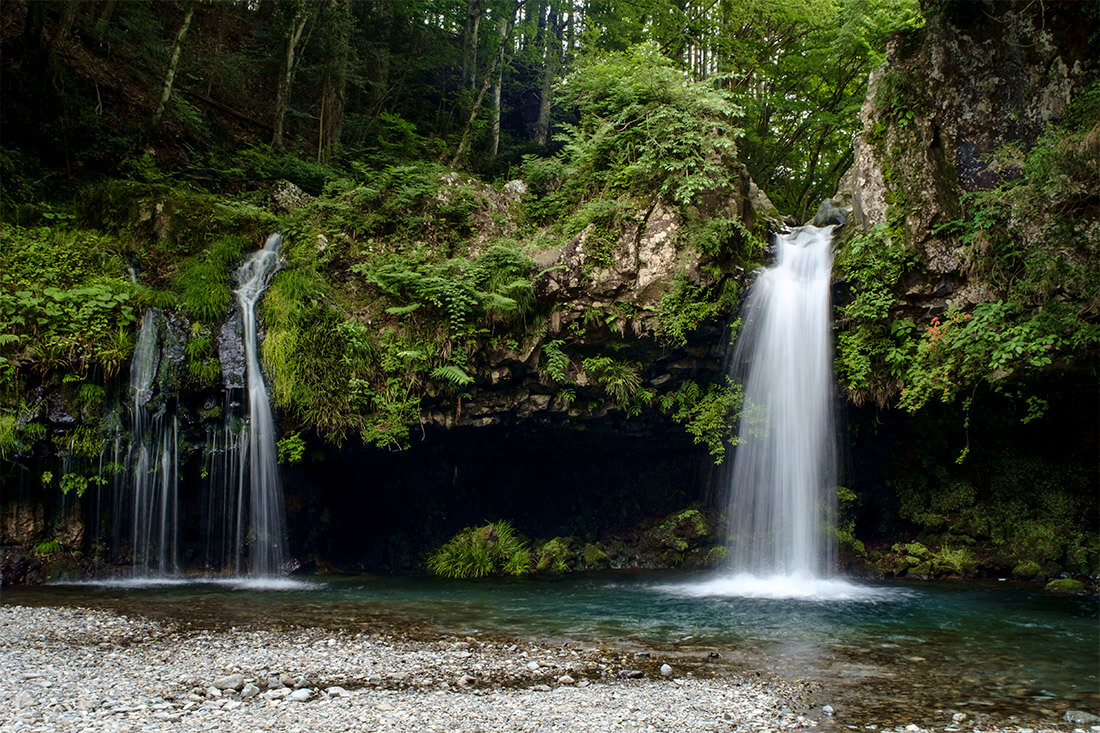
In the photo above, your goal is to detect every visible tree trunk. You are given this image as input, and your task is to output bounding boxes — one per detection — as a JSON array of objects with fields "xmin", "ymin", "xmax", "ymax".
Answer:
[
  {"xmin": 449, "ymin": 1, "xmax": 522, "ymax": 168},
  {"xmin": 50, "ymin": 2, "xmax": 79, "ymax": 51},
  {"xmin": 318, "ymin": 0, "xmax": 352, "ymax": 162},
  {"xmin": 488, "ymin": 62, "xmax": 502, "ymax": 164},
  {"xmin": 92, "ymin": 0, "xmax": 117, "ymax": 42},
  {"xmin": 150, "ymin": 3, "xmax": 195, "ymax": 131},
  {"xmin": 272, "ymin": 4, "xmax": 314, "ymax": 150},
  {"xmin": 534, "ymin": 6, "xmax": 563, "ymax": 146},
  {"xmin": 461, "ymin": 0, "xmax": 483, "ymax": 89}
]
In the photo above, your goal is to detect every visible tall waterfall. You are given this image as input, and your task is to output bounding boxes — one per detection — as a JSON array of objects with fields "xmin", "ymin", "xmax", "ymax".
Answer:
[
  {"xmin": 233, "ymin": 233, "xmax": 287, "ymax": 576},
  {"xmin": 724, "ymin": 225, "xmax": 837, "ymax": 579},
  {"xmin": 125, "ymin": 309, "xmax": 179, "ymax": 576}
]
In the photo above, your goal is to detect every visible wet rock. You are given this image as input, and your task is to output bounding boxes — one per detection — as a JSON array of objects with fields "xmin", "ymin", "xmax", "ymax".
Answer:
[
  {"xmin": 810, "ymin": 198, "xmax": 849, "ymax": 227},
  {"xmin": 822, "ymin": 704, "xmax": 834, "ymax": 716},
  {"xmin": 1066, "ymin": 710, "xmax": 1100, "ymax": 725},
  {"xmin": 618, "ymin": 670, "xmax": 644, "ymax": 679}
]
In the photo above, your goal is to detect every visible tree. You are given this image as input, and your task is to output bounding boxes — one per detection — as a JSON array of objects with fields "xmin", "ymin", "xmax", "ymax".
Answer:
[
  {"xmin": 272, "ymin": 0, "xmax": 323, "ymax": 150},
  {"xmin": 450, "ymin": 0, "xmax": 524, "ymax": 167},
  {"xmin": 150, "ymin": 2, "xmax": 197, "ymax": 131}
]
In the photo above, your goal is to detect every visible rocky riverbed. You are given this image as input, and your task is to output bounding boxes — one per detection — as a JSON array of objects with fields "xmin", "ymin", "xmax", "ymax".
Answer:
[{"xmin": 0, "ymin": 605, "xmax": 1095, "ymax": 732}]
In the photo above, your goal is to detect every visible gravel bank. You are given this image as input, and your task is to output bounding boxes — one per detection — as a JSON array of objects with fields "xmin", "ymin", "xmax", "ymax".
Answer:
[{"xmin": 0, "ymin": 605, "xmax": 1089, "ymax": 732}]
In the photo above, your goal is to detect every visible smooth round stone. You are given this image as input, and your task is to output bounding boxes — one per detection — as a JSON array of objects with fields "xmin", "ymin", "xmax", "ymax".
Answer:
[{"xmin": 288, "ymin": 688, "xmax": 312, "ymax": 702}]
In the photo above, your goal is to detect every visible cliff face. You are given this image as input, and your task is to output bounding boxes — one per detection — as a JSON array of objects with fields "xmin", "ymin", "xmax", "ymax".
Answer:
[
  {"xmin": 843, "ymin": 0, "xmax": 1096, "ymax": 310},
  {"xmin": 834, "ymin": 0, "xmax": 1099, "ymax": 581}
]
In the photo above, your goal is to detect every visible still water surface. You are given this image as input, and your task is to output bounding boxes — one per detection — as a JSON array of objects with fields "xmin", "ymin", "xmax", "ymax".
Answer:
[{"xmin": 4, "ymin": 573, "xmax": 1096, "ymax": 723}]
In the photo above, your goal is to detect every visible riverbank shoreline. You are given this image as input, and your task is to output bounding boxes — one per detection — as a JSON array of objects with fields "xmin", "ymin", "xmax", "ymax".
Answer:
[{"xmin": 0, "ymin": 604, "xmax": 1091, "ymax": 732}]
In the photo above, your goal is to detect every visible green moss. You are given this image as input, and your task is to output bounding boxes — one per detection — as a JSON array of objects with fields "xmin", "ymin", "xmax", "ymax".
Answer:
[
  {"xmin": 1012, "ymin": 561, "xmax": 1042, "ymax": 580},
  {"xmin": 1043, "ymin": 578, "xmax": 1086, "ymax": 594},
  {"xmin": 535, "ymin": 537, "xmax": 576, "ymax": 574},
  {"xmin": 582, "ymin": 542, "xmax": 610, "ymax": 570}
]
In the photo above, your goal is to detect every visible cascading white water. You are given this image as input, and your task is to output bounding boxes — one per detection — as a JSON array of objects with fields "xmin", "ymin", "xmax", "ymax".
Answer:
[
  {"xmin": 126, "ymin": 309, "xmax": 179, "ymax": 576},
  {"xmin": 233, "ymin": 233, "xmax": 287, "ymax": 576},
  {"xmin": 725, "ymin": 225, "xmax": 837, "ymax": 580}
]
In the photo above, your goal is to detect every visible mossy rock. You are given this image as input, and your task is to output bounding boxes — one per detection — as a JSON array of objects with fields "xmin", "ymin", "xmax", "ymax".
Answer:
[
  {"xmin": 1012, "ymin": 561, "xmax": 1042, "ymax": 580},
  {"xmin": 582, "ymin": 542, "xmax": 610, "ymax": 570},
  {"xmin": 651, "ymin": 508, "xmax": 713, "ymax": 552},
  {"xmin": 1043, "ymin": 578, "xmax": 1086, "ymax": 594},
  {"xmin": 909, "ymin": 561, "xmax": 933, "ymax": 577},
  {"xmin": 535, "ymin": 537, "xmax": 576, "ymax": 574}
]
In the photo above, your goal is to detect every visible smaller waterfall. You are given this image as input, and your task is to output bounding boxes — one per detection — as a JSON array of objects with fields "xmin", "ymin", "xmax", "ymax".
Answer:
[
  {"xmin": 234, "ymin": 233, "xmax": 287, "ymax": 576},
  {"xmin": 126, "ymin": 309, "xmax": 179, "ymax": 576}
]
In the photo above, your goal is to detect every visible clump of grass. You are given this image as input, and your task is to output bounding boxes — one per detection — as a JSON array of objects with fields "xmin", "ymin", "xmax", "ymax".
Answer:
[{"xmin": 426, "ymin": 520, "xmax": 532, "ymax": 579}]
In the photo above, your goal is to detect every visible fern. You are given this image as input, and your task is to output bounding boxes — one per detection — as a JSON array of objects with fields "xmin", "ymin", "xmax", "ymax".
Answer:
[
  {"xmin": 541, "ymin": 340, "xmax": 571, "ymax": 383},
  {"xmin": 431, "ymin": 364, "xmax": 474, "ymax": 387}
]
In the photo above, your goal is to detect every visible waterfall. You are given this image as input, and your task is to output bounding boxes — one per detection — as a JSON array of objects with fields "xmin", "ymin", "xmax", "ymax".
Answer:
[
  {"xmin": 125, "ymin": 309, "xmax": 180, "ymax": 576},
  {"xmin": 233, "ymin": 233, "xmax": 287, "ymax": 576},
  {"xmin": 724, "ymin": 225, "xmax": 837, "ymax": 580}
]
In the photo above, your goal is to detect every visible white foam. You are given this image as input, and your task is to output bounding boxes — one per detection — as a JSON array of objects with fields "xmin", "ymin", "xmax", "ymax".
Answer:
[
  {"xmin": 657, "ymin": 572, "xmax": 907, "ymax": 602},
  {"xmin": 55, "ymin": 576, "xmax": 318, "ymax": 592}
]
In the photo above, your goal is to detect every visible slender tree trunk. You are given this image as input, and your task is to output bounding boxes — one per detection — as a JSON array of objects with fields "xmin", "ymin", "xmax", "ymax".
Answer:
[
  {"xmin": 449, "ymin": 1, "xmax": 521, "ymax": 168},
  {"xmin": 150, "ymin": 3, "xmax": 195, "ymax": 130},
  {"xmin": 461, "ymin": 0, "xmax": 482, "ymax": 89},
  {"xmin": 534, "ymin": 6, "xmax": 562, "ymax": 146},
  {"xmin": 272, "ymin": 4, "xmax": 314, "ymax": 150},
  {"xmin": 318, "ymin": 0, "xmax": 352, "ymax": 162},
  {"xmin": 488, "ymin": 61, "xmax": 502, "ymax": 164},
  {"xmin": 92, "ymin": 0, "xmax": 117, "ymax": 42}
]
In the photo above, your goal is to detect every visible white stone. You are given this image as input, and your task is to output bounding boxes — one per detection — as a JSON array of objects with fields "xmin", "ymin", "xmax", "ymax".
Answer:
[{"xmin": 288, "ymin": 688, "xmax": 312, "ymax": 702}]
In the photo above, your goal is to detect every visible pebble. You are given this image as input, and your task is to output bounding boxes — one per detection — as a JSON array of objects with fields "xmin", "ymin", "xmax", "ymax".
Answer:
[
  {"xmin": 213, "ymin": 673, "xmax": 244, "ymax": 691},
  {"xmin": 0, "ymin": 605, "xmax": 1068, "ymax": 733}
]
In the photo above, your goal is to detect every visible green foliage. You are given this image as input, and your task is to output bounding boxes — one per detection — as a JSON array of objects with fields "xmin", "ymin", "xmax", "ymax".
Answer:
[
  {"xmin": 172, "ymin": 236, "xmax": 250, "ymax": 321},
  {"xmin": 540, "ymin": 340, "xmax": 571, "ymax": 383},
  {"xmin": 0, "ymin": 224, "xmax": 140, "ymax": 385},
  {"xmin": 581, "ymin": 356, "xmax": 650, "ymax": 413},
  {"xmin": 426, "ymin": 520, "xmax": 532, "ymax": 579},
  {"xmin": 59, "ymin": 473, "xmax": 91, "ymax": 497},
  {"xmin": 834, "ymin": 223, "xmax": 920, "ymax": 404},
  {"xmin": 33, "ymin": 539, "xmax": 64, "ymax": 556},
  {"xmin": 523, "ymin": 42, "xmax": 741, "ymax": 226},
  {"xmin": 277, "ymin": 432, "xmax": 306, "ymax": 464},
  {"xmin": 894, "ymin": 455, "xmax": 1096, "ymax": 570},
  {"xmin": 358, "ymin": 243, "xmax": 535, "ymax": 336},
  {"xmin": 656, "ymin": 276, "xmax": 738, "ymax": 347},
  {"xmin": 659, "ymin": 379, "xmax": 743, "ymax": 464}
]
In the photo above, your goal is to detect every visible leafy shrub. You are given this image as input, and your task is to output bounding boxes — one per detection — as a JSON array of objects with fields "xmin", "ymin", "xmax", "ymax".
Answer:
[
  {"xmin": 426, "ymin": 521, "xmax": 532, "ymax": 579},
  {"xmin": 658, "ymin": 378, "xmax": 743, "ymax": 463},
  {"xmin": 552, "ymin": 42, "xmax": 742, "ymax": 208}
]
